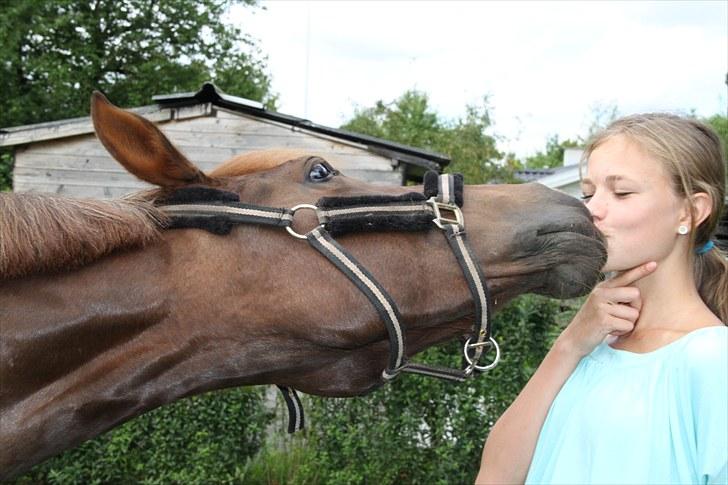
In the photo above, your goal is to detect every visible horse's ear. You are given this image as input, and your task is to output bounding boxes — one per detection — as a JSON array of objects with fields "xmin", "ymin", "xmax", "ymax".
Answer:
[{"xmin": 90, "ymin": 91, "xmax": 211, "ymax": 187}]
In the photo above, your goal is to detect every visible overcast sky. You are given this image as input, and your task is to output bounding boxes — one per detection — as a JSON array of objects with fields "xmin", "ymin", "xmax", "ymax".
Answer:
[{"xmin": 229, "ymin": 1, "xmax": 727, "ymax": 158}]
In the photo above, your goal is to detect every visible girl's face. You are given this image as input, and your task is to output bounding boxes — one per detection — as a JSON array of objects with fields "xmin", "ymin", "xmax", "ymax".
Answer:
[{"xmin": 581, "ymin": 134, "xmax": 686, "ymax": 273}]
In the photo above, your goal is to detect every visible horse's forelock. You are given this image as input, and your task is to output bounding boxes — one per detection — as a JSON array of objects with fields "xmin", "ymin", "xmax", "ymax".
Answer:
[{"xmin": 208, "ymin": 149, "xmax": 312, "ymax": 178}]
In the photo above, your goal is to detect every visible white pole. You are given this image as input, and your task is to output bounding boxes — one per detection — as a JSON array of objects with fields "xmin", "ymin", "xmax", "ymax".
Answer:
[{"xmin": 304, "ymin": 5, "xmax": 311, "ymax": 119}]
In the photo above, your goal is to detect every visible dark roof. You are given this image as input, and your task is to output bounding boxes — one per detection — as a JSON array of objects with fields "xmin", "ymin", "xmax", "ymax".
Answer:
[
  {"xmin": 152, "ymin": 82, "xmax": 448, "ymax": 172},
  {"xmin": 514, "ymin": 164, "xmax": 574, "ymax": 182},
  {"xmin": 514, "ymin": 168, "xmax": 556, "ymax": 182}
]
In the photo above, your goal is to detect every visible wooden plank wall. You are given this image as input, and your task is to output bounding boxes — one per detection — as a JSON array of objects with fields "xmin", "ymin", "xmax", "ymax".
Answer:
[{"xmin": 13, "ymin": 107, "xmax": 403, "ymax": 198}]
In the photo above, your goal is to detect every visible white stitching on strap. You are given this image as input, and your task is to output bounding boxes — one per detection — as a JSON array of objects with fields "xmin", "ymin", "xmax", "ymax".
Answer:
[
  {"xmin": 320, "ymin": 203, "xmax": 431, "ymax": 218},
  {"xmin": 162, "ymin": 204, "xmax": 290, "ymax": 221},
  {"xmin": 287, "ymin": 387, "xmax": 302, "ymax": 431},
  {"xmin": 401, "ymin": 365, "xmax": 466, "ymax": 381},
  {"xmin": 312, "ymin": 228, "xmax": 404, "ymax": 369},
  {"xmin": 440, "ymin": 176, "xmax": 450, "ymax": 203},
  {"xmin": 451, "ymin": 225, "xmax": 488, "ymax": 333}
]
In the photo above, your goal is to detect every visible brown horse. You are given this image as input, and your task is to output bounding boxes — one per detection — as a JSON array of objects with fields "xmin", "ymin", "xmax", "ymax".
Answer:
[{"xmin": 0, "ymin": 93, "xmax": 606, "ymax": 479}]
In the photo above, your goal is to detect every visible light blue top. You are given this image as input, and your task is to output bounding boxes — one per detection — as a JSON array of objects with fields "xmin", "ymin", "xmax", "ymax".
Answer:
[{"xmin": 526, "ymin": 325, "xmax": 728, "ymax": 485}]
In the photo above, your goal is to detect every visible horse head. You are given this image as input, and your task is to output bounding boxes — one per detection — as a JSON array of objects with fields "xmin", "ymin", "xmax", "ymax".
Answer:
[{"xmin": 90, "ymin": 92, "xmax": 605, "ymax": 395}]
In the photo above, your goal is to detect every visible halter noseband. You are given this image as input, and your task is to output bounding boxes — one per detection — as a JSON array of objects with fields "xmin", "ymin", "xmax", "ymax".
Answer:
[{"xmin": 158, "ymin": 171, "xmax": 500, "ymax": 433}]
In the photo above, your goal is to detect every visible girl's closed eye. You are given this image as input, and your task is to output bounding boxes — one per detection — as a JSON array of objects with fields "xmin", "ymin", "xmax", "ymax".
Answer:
[{"xmin": 580, "ymin": 190, "xmax": 634, "ymax": 201}]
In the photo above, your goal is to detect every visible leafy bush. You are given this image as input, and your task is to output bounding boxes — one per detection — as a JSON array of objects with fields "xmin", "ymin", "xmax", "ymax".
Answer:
[
  {"xmin": 14, "ymin": 387, "xmax": 273, "ymax": 484},
  {"xmin": 236, "ymin": 434, "xmax": 319, "ymax": 485}
]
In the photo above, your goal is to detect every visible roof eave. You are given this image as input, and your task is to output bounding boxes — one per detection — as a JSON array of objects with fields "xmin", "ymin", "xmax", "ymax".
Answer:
[
  {"xmin": 1, "ymin": 82, "xmax": 451, "ymax": 170},
  {"xmin": 536, "ymin": 166, "xmax": 581, "ymax": 188},
  {"xmin": 153, "ymin": 82, "xmax": 450, "ymax": 168},
  {"xmin": 0, "ymin": 104, "xmax": 172, "ymax": 148}
]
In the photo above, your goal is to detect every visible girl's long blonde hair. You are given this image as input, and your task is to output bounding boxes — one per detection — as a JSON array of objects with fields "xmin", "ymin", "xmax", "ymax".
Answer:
[{"xmin": 583, "ymin": 113, "xmax": 727, "ymax": 324}]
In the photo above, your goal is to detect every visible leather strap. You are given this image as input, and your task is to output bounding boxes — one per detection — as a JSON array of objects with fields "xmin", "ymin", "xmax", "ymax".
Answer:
[{"xmin": 276, "ymin": 385, "xmax": 304, "ymax": 433}]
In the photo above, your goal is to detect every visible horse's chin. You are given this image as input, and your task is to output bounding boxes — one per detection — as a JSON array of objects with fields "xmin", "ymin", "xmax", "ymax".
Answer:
[
  {"xmin": 538, "ymin": 268, "xmax": 601, "ymax": 299},
  {"xmin": 537, "ymin": 233, "xmax": 606, "ymax": 299}
]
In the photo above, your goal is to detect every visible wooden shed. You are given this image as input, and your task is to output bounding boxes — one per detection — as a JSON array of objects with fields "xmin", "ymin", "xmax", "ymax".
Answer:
[{"xmin": 0, "ymin": 83, "xmax": 449, "ymax": 198}]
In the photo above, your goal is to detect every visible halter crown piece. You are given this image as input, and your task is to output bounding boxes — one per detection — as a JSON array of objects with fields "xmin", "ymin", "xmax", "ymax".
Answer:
[
  {"xmin": 696, "ymin": 240, "xmax": 715, "ymax": 255},
  {"xmin": 157, "ymin": 171, "xmax": 500, "ymax": 433}
]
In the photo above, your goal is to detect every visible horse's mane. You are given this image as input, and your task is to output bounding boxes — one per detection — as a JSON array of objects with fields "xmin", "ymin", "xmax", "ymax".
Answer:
[
  {"xmin": 0, "ymin": 150, "xmax": 311, "ymax": 281},
  {"xmin": 0, "ymin": 192, "xmax": 167, "ymax": 280}
]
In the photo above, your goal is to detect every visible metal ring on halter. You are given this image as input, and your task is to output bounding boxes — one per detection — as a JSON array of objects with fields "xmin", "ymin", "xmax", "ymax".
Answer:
[
  {"xmin": 286, "ymin": 204, "xmax": 321, "ymax": 239},
  {"xmin": 463, "ymin": 336, "xmax": 501, "ymax": 371}
]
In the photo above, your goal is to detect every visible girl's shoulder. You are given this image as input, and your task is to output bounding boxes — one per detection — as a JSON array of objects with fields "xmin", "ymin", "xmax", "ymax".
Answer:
[
  {"xmin": 668, "ymin": 325, "xmax": 728, "ymax": 399},
  {"xmin": 680, "ymin": 326, "xmax": 728, "ymax": 431},
  {"xmin": 679, "ymin": 325, "xmax": 727, "ymax": 374}
]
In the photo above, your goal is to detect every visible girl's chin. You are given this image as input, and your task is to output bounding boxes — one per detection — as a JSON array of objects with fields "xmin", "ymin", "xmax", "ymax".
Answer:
[
  {"xmin": 601, "ymin": 256, "xmax": 616, "ymax": 273},
  {"xmin": 602, "ymin": 255, "xmax": 630, "ymax": 274}
]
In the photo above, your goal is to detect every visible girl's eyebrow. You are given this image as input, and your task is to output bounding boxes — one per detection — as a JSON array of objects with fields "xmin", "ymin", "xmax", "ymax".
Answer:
[{"xmin": 581, "ymin": 175, "xmax": 634, "ymax": 186}]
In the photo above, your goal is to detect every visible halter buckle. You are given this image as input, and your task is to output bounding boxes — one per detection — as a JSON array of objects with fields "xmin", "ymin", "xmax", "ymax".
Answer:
[
  {"xmin": 427, "ymin": 197, "xmax": 464, "ymax": 230},
  {"xmin": 463, "ymin": 336, "xmax": 500, "ymax": 372}
]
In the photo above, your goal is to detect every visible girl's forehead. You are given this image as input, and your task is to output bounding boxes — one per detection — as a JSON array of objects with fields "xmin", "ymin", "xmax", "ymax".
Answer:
[{"xmin": 585, "ymin": 135, "xmax": 668, "ymax": 184}]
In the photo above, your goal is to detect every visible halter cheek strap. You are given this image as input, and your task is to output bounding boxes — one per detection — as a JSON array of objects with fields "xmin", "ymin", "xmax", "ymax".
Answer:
[{"xmin": 276, "ymin": 385, "xmax": 304, "ymax": 433}]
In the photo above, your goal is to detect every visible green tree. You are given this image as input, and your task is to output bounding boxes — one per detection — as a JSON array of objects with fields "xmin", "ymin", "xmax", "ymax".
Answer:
[
  {"xmin": 524, "ymin": 134, "xmax": 580, "ymax": 169},
  {"xmin": 704, "ymin": 114, "xmax": 728, "ymax": 152},
  {"xmin": 521, "ymin": 102, "xmax": 619, "ymax": 171},
  {"xmin": 344, "ymin": 91, "xmax": 442, "ymax": 152},
  {"xmin": 586, "ymin": 102, "xmax": 619, "ymax": 140},
  {"xmin": 0, "ymin": 0, "xmax": 274, "ymax": 191},
  {"xmin": 343, "ymin": 90, "xmax": 515, "ymax": 184},
  {"xmin": 0, "ymin": 153, "xmax": 12, "ymax": 192}
]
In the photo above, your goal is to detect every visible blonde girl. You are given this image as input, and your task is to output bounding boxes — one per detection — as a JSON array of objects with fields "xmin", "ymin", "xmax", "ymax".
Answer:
[{"xmin": 477, "ymin": 113, "xmax": 727, "ymax": 484}]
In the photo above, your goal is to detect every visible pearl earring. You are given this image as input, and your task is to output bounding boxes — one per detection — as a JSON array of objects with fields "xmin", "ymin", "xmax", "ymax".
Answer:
[{"xmin": 678, "ymin": 225, "xmax": 689, "ymax": 235}]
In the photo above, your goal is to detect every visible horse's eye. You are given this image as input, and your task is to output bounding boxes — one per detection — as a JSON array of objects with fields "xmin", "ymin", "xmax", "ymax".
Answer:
[{"xmin": 309, "ymin": 163, "xmax": 334, "ymax": 182}]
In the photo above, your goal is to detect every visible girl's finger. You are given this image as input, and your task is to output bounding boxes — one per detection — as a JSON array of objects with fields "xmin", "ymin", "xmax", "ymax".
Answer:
[
  {"xmin": 602, "ymin": 261, "xmax": 657, "ymax": 289},
  {"xmin": 600, "ymin": 287, "xmax": 641, "ymax": 305},
  {"xmin": 607, "ymin": 304, "xmax": 639, "ymax": 323},
  {"xmin": 607, "ymin": 316, "xmax": 637, "ymax": 336}
]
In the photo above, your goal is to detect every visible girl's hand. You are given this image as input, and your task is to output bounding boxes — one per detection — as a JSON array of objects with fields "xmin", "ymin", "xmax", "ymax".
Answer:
[{"xmin": 556, "ymin": 261, "xmax": 658, "ymax": 358}]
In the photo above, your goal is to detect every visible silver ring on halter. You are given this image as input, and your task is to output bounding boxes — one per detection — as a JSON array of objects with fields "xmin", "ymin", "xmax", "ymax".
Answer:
[
  {"xmin": 286, "ymin": 204, "xmax": 322, "ymax": 239},
  {"xmin": 463, "ymin": 336, "xmax": 501, "ymax": 371}
]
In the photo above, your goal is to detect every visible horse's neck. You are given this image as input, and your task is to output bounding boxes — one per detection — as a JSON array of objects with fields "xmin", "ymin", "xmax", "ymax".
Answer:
[
  {"xmin": 0, "ymin": 227, "xmax": 478, "ymax": 478},
  {"xmin": 0, "ymin": 240, "xmax": 261, "ymax": 479}
]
